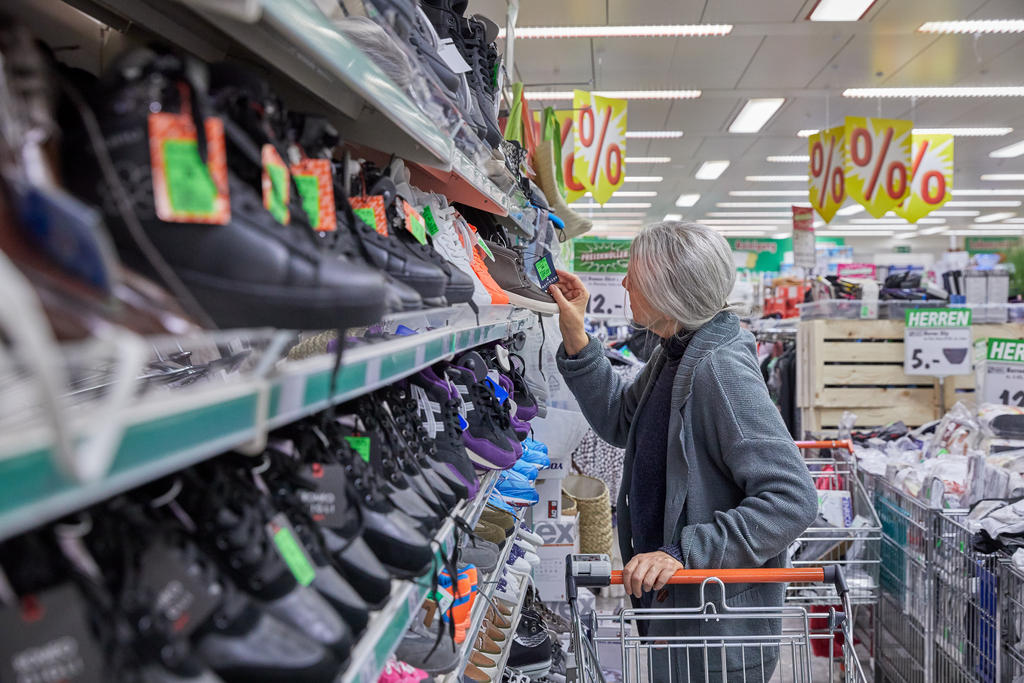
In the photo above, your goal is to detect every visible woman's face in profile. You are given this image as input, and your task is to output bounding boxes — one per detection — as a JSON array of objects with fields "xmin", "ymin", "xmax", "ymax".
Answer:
[{"xmin": 622, "ymin": 267, "xmax": 657, "ymax": 327}]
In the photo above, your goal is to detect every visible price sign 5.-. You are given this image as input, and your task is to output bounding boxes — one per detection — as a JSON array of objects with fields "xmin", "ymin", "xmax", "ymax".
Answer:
[
  {"xmin": 904, "ymin": 308, "xmax": 972, "ymax": 377},
  {"xmin": 845, "ymin": 116, "xmax": 912, "ymax": 218},
  {"xmin": 808, "ymin": 125, "xmax": 846, "ymax": 223},
  {"xmin": 893, "ymin": 133, "xmax": 954, "ymax": 224},
  {"xmin": 572, "ymin": 90, "xmax": 627, "ymax": 205},
  {"xmin": 975, "ymin": 338, "xmax": 1024, "ymax": 406}
]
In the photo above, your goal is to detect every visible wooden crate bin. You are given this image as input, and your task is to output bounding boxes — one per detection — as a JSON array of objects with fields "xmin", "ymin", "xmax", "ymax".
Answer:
[{"xmin": 797, "ymin": 319, "xmax": 1024, "ymax": 434}]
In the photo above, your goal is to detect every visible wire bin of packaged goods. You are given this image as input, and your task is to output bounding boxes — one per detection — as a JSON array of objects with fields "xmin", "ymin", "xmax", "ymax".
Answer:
[
  {"xmin": 999, "ymin": 560, "xmax": 1024, "ymax": 682},
  {"xmin": 931, "ymin": 511, "xmax": 1002, "ymax": 683},
  {"xmin": 872, "ymin": 477, "xmax": 935, "ymax": 683},
  {"xmin": 564, "ymin": 554, "xmax": 867, "ymax": 683}
]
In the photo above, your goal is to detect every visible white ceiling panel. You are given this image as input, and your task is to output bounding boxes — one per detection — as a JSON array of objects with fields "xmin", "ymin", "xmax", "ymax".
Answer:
[
  {"xmin": 883, "ymin": 33, "xmax": 1023, "ymax": 86},
  {"xmin": 870, "ymin": 0, "xmax": 989, "ymax": 31},
  {"xmin": 807, "ymin": 33, "xmax": 939, "ymax": 89},
  {"xmin": 664, "ymin": 98, "xmax": 747, "ymax": 135},
  {"xmin": 704, "ymin": 0, "xmax": 809, "ymax": 23},
  {"xmin": 667, "ymin": 36, "xmax": 765, "ymax": 88},
  {"xmin": 738, "ymin": 34, "xmax": 851, "ymax": 88},
  {"xmin": 606, "ymin": 0, "xmax": 704, "ymax": 24},
  {"xmin": 592, "ymin": 37, "xmax": 680, "ymax": 88},
  {"xmin": 508, "ymin": 39, "xmax": 594, "ymax": 84}
]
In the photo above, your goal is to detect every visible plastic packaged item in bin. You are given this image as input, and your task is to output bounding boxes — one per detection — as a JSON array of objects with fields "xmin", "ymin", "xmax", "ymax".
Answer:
[
  {"xmin": 978, "ymin": 403, "xmax": 1024, "ymax": 440},
  {"xmin": 924, "ymin": 401, "xmax": 980, "ymax": 459}
]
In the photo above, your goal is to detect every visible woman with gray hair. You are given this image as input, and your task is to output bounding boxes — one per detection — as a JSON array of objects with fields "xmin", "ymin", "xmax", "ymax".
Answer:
[{"xmin": 548, "ymin": 221, "xmax": 818, "ymax": 681}]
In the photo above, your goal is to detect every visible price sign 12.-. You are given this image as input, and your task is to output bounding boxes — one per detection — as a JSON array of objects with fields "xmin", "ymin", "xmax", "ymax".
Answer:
[
  {"xmin": 975, "ymin": 337, "xmax": 1024, "ymax": 406},
  {"xmin": 904, "ymin": 308, "xmax": 972, "ymax": 376},
  {"xmin": 579, "ymin": 273, "xmax": 630, "ymax": 320}
]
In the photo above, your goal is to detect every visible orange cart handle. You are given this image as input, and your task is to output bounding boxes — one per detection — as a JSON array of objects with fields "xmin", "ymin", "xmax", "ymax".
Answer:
[
  {"xmin": 795, "ymin": 439, "xmax": 854, "ymax": 452},
  {"xmin": 611, "ymin": 566, "xmax": 833, "ymax": 585}
]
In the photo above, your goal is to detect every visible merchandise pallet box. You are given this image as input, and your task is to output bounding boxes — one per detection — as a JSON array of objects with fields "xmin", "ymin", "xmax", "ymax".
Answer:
[{"xmin": 797, "ymin": 319, "xmax": 1024, "ymax": 433}]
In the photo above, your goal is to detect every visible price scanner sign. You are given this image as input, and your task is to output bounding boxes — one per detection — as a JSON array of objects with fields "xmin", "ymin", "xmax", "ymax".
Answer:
[{"xmin": 904, "ymin": 308, "xmax": 972, "ymax": 377}]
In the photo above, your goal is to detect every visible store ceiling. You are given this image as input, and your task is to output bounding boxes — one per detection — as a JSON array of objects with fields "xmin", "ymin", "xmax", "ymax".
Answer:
[{"xmin": 468, "ymin": 0, "xmax": 1024, "ymax": 241}]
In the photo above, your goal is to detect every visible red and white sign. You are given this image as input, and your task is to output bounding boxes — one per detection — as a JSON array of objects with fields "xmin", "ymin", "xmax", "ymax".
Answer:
[{"xmin": 837, "ymin": 263, "xmax": 877, "ymax": 280}]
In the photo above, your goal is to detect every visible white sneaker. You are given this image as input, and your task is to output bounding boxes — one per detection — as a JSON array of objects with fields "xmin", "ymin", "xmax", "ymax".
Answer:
[
  {"xmin": 421, "ymin": 195, "xmax": 492, "ymax": 307},
  {"xmin": 517, "ymin": 524, "xmax": 544, "ymax": 547}
]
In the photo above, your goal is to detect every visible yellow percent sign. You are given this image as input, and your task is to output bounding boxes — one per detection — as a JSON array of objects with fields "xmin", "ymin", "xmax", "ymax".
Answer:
[
  {"xmin": 844, "ymin": 116, "xmax": 912, "ymax": 218},
  {"xmin": 572, "ymin": 90, "xmax": 627, "ymax": 205},
  {"xmin": 894, "ymin": 133, "xmax": 954, "ymax": 223},
  {"xmin": 808, "ymin": 125, "xmax": 846, "ymax": 222}
]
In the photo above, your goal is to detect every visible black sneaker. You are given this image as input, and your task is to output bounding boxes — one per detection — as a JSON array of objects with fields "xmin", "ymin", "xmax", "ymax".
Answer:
[
  {"xmin": 62, "ymin": 47, "xmax": 387, "ymax": 330},
  {"xmin": 408, "ymin": 368, "xmax": 480, "ymax": 495},
  {"xmin": 169, "ymin": 467, "xmax": 353, "ymax": 661},
  {"xmin": 506, "ymin": 609, "xmax": 553, "ymax": 678},
  {"xmin": 442, "ymin": 364, "xmax": 519, "ymax": 470}
]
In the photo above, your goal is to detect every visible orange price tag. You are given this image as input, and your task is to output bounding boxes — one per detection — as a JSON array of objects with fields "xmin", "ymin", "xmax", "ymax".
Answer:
[
  {"xmin": 350, "ymin": 195, "xmax": 388, "ymax": 236},
  {"xmin": 401, "ymin": 200, "xmax": 428, "ymax": 245},
  {"xmin": 148, "ymin": 113, "xmax": 230, "ymax": 225},
  {"xmin": 261, "ymin": 144, "xmax": 290, "ymax": 225},
  {"xmin": 290, "ymin": 158, "xmax": 336, "ymax": 232}
]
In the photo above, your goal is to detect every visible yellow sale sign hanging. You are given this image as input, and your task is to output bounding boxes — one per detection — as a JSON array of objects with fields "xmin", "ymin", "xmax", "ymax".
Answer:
[
  {"xmin": 844, "ymin": 116, "xmax": 912, "ymax": 218},
  {"xmin": 893, "ymin": 133, "xmax": 954, "ymax": 223},
  {"xmin": 572, "ymin": 90, "xmax": 627, "ymax": 205},
  {"xmin": 554, "ymin": 110, "xmax": 587, "ymax": 204},
  {"xmin": 808, "ymin": 125, "xmax": 846, "ymax": 223}
]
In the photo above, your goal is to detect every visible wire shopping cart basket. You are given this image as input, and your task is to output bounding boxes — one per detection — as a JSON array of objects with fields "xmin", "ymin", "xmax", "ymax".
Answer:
[{"xmin": 565, "ymin": 554, "xmax": 867, "ymax": 683}]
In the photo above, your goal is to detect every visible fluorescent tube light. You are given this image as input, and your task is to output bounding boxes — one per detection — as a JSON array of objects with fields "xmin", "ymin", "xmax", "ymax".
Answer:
[
  {"xmin": 675, "ymin": 193, "xmax": 701, "ymax": 207},
  {"xmin": 808, "ymin": 0, "xmax": 875, "ymax": 22},
  {"xmin": 624, "ymin": 157, "xmax": 672, "ymax": 163},
  {"xmin": 583, "ymin": 191, "xmax": 657, "ymax": 198},
  {"xmin": 663, "ymin": 213, "xmax": 683, "ymax": 221},
  {"xmin": 821, "ymin": 230, "xmax": 901, "ymax": 236},
  {"xmin": 701, "ymin": 218, "xmax": 790, "ymax": 225},
  {"xmin": 947, "ymin": 200, "xmax": 1022, "ymax": 207},
  {"xmin": 836, "ymin": 205, "xmax": 866, "ymax": 216},
  {"xmin": 708, "ymin": 212, "xmax": 793, "ymax": 217},
  {"xmin": 500, "ymin": 24, "xmax": 733, "ymax": 39},
  {"xmin": 797, "ymin": 129, "xmax": 819, "ymax": 137},
  {"xmin": 990, "ymin": 139, "xmax": 1024, "ymax": 158},
  {"xmin": 729, "ymin": 190, "xmax": 807, "ymax": 197},
  {"xmin": 729, "ymin": 98, "xmax": 785, "ymax": 133},
  {"xmin": 981, "ymin": 174, "xmax": 1024, "ymax": 181},
  {"xmin": 913, "ymin": 127, "xmax": 1012, "ymax": 136},
  {"xmin": 974, "ymin": 212, "xmax": 1017, "ymax": 223},
  {"xmin": 695, "ymin": 161, "xmax": 730, "ymax": 180},
  {"xmin": 523, "ymin": 89, "xmax": 701, "ymax": 101},
  {"xmin": 918, "ymin": 20, "xmax": 1024, "ymax": 34},
  {"xmin": 930, "ymin": 210, "xmax": 980, "ymax": 216},
  {"xmin": 953, "ymin": 188, "xmax": 1024, "ymax": 195},
  {"xmin": 570, "ymin": 211, "xmax": 648, "ymax": 218},
  {"xmin": 919, "ymin": 227, "xmax": 948, "ymax": 235},
  {"xmin": 716, "ymin": 202, "xmax": 796, "ymax": 208},
  {"xmin": 626, "ymin": 130, "xmax": 683, "ymax": 139},
  {"xmin": 844, "ymin": 86, "xmax": 1024, "ymax": 98},
  {"xmin": 745, "ymin": 175, "xmax": 808, "ymax": 182},
  {"xmin": 766, "ymin": 155, "xmax": 810, "ymax": 163},
  {"xmin": 624, "ymin": 176, "xmax": 663, "ymax": 183},
  {"xmin": 573, "ymin": 202, "xmax": 653, "ymax": 209}
]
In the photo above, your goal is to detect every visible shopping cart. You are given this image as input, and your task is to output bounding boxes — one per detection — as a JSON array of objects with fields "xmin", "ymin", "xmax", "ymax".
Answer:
[
  {"xmin": 565, "ymin": 554, "xmax": 867, "ymax": 683},
  {"xmin": 999, "ymin": 559, "xmax": 1024, "ymax": 682}
]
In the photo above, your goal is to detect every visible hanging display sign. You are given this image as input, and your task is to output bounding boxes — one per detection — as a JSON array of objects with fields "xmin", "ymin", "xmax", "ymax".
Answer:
[
  {"xmin": 844, "ymin": 116, "xmax": 912, "ymax": 218},
  {"xmin": 792, "ymin": 205, "xmax": 816, "ymax": 269},
  {"xmin": 572, "ymin": 90, "xmax": 627, "ymax": 205},
  {"xmin": 966, "ymin": 236, "xmax": 1021, "ymax": 255},
  {"xmin": 572, "ymin": 238, "xmax": 631, "ymax": 273},
  {"xmin": 729, "ymin": 237, "xmax": 784, "ymax": 272},
  {"xmin": 893, "ymin": 133, "xmax": 954, "ymax": 223},
  {"xmin": 836, "ymin": 263, "xmax": 877, "ymax": 279},
  {"xmin": 808, "ymin": 125, "xmax": 846, "ymax": 223},
  {"xmin": 975, "ymin": 338, "xmax": 1024, "ymax": 407},
  {"xmin": 904, "ymin": 308, "xmax": 973, "ymax": 377},
  {"xmin": 553, "ymin": 110, "xmax": 587, "ymax": 204}
]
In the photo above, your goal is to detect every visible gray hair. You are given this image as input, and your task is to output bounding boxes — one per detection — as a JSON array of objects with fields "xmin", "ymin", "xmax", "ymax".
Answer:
[{"xmin": 629, "ymin": 221, "xmax": 744, "ymax": 332}]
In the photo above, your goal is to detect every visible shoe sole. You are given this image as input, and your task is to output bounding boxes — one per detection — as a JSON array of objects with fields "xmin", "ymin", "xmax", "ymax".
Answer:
[
  {"xmin": 502, "ymin": 290, "xmax": 559, "ymax": 315},
  {"xmin": 466, "ymin": 447, "xmax": 516, "ymax": 470}
]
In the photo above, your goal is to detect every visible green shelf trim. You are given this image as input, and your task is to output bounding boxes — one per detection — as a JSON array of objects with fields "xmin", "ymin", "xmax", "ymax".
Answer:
[
  {"xmin": 379, "ymin": 347, "xmax": 419, "ymax": 380},
  {"xmin": 302, "ymin": 361, "xmax": 369, "ymax": 407}
]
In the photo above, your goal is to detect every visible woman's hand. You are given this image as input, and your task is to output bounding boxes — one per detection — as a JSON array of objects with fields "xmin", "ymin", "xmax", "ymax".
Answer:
[
  {"xmin": 548, "ymin": 269, "xmax": 590, "ymax": 355},
  {"xmin": 621, "ymin": 551, "xmax": 684, "ymax": 599}
]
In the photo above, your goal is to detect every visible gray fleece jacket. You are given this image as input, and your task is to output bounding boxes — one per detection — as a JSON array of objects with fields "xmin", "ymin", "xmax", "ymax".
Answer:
[{"xmin": 556, "ymin": 311, "xmax": 818, "ymax": 681}]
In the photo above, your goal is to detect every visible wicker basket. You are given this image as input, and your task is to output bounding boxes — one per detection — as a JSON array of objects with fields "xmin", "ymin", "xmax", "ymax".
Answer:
[{"xmin": 562, "ymin": 474, "xmax": 613, "ymax": 556}]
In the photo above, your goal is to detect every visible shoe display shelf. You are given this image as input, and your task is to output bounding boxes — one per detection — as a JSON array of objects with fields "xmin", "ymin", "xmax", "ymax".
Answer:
[
  {"xmin": 341, "ymin": 469, "xmax": 500, "ymax": 683},
  {"xmin": 59, "ymin": 0, "xmax": 515, "ymax": 215},
  {"xmin": 0, "ymin": 305, "xmax": 535, "ymax": 542},
  {"xmin": 487, "ymin": 571, "xmax": 531, "ymax": 680},
  {"xmin": 442, "ymin": 506, "xmax": 527, "ymax": 683}
]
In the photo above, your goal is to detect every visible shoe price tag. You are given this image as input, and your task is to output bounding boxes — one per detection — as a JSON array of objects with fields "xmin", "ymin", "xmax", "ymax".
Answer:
[
  {"xmin": 261, "ymin": 144, "xmax": 290, "ymax": 225},
  {"xmin": 297, "ymin": 463, "xmax": 351, "ymax": 527},
  {"xmin": 137, "ymin": 542, "xmax": 222, "ymax": 638},
  {"xmin": 421, "ymin": 205, "xmax": 441, "ymax": 237},
  {"xmin": 0, "ymin": 583, "xmax": 105, "ymax": 683},
  {"xmin": 350, "ymin": 195, "xmax": 388, "ymax": 236},
  {"xmin": 267, "ymin": 513, "xmax": 317, "ymax": 587},
  {"xmin": 484, "ymin": 375, "xmax": 509, "ymax": 404},
  {"xmin": 436, "ymin": 38, "xmax": 472, "ymax": 74},
  {"xmin": 290, "ymin": 158, "xmax": 337, "ymax": 232},
  {"xmin": 476, "ymin": 234, "xmax": 495, "ymax": 261},
  {"xmin": 401, "ymin": 200, "xmax": 428, "ymax": 245},
  {"xmin": 344, "ymin": 436, "xmax": 372, "ymax": 463},
  {"xmin": 533, "ymin": 253, "xmax": 559, "ymax": 290},
  {"xmin": 425, "ymin": 589, "xmax": 454, "ymax": 619},
  {"xmin": 148, "ymin": 113, "xmax": 230, "ymax": 224}
]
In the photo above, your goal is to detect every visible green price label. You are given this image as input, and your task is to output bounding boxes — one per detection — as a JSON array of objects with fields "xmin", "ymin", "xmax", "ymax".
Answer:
[
  {"xmin": 535, "ymin": 258, "xmax": 552, "ymax": 281},
  {"xmin": 421, "ymin": 206, "xmax": 441, "ymax": 236},
  {"xmin": 345, "ymin": 436, "xmax": 371, "ymax": 463},
  {"xmin": 477, "ymin": 235, "xmax": 494, "ymax": 261},
  {"xmin": 293, "ymin": 174, "xmax": 320, "ymax": 229},
  {"xmin": 273, "ymin": 526, "xmax": 315, "ymax": 586},
  {"xmin": 266, "ymin": 163, "xmax": 289, "ymax": 224},
  {"xmin": 406, "ymin": 211, "xmax": 427, "ymax": 245},
  {"xmin": 162, "ymin": 139, "xmax": 216, "ymax": 214},
  {"xmin": 353, "ymin": 207, "xmax": 376, "ymax": 231}
]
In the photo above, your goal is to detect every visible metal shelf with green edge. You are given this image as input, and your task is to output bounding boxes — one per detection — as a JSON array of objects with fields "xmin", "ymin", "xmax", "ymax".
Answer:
[
  {"xmin": 488, "ymin": 571, "xmax": 532, "ymax": 679},
  {"xmin": 340, "ymin": 470, "xmax": 500, "ymax": 683},
  {"xmin": 0, "ymin": 305, "xmax": 535, "ymax": 542}
]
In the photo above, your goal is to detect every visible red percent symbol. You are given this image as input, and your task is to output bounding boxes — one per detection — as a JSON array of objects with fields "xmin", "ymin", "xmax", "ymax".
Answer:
[
  {"xmin": 850, "ymin": 126, "xmax": 908, "ymax": 201},
  {"xmin": 811, "ymin": 134, "xmax": 844, "ymax": 210},
  {"xmin": 576, "ymin": 105, "xmax": 624, "ymax": 187},
  {"xmin": 908, "ymin": 140, "xmax": 947, "ymax": 205}
]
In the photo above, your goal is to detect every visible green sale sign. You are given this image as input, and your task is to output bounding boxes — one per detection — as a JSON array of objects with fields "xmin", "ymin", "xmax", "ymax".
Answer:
[{"xmin": 572, "ymin": 238, "xmax": 632, "ymax": 273}]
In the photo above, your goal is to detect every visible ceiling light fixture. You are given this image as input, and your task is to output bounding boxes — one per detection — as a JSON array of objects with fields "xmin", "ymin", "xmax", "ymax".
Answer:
[
  {"xmin": 981, "ymin": 174, "xmax": 1024, "ymax": 181},
  {"xmin": 947, "ymin": 200, "xmax": 1022, "ymax": 207},
  {"xmin": 573, "ymin": 202, "xmax": 653, "ymax": 209},
  {"xmin": 773, "ymin": 232, "xmax": 792, "ymax": 239},
  {"xmin": 844, "ymin": 86, "xmax": 1024, "ymax": 98},
  {"xmin": 836, "ymin": 204, "xmax": 866, "ymax": 216},
  {"xmin": 708, "ymin": 211, "xmax": 793, "ymax": 217},
  {"xmin": 624, "ymin": 157, "xmax": 672, "ymax": 163},
  {"xmin": 850, "ymin": 218, "xmax": 914, "ymax": 224},
  {"xmin": 729, "ymin": 190, "xmax": 807, "ymax": 197},
  {"xmin": 797, "ymin": 129, "xmax": 818, "ymax": 138},
  {"xmin": 919, "ymin": 226, "xmax": 948, "ymax": 235},
  {"xmin": 974, "ymin": 211, "xmax": 1018, "ymax": 223},
  {"xmin": 716, "ymin": 202, "xmax": 796, "ymax": 208},
  {"xmin": 663, "ymin": 213, "xmax": 683, "ymax": 221},
  {"xmin": 729, "ymin": 98, "xmax": 786, "ymax": 133},
  {"xmin": 918, "ymin": 19, "xmax": 1024, "ymax": 34},
  {"xmin": 917, "ymin": 218, "xmax": 947, "ymax": 224},
  {"xmin": 500, "ymin": 24, "xmax": 733, "ymax": 39},
  {"xmin": 583, "ymin": 191, "xmax": 657, "ymax": 198},
  {"xmin": 695, "ymin": 161, "xmax": 730, "ymax": 180},
  {"xmin": 700, "ymin": 218, "xmax": 790, "ymax": 225},
  {"xmin": 798, "ymin": 127, "xmax": 1012, "ymax": 137},
  {"xmin": 990, "ymin": 139, "xmax": 1024, "ymax": 158},
  {"xmin": 892, "ymin": 233, "xmax": 918, "ymax": 240},
  {"xmin": 930, "ymin": 210, "xmax": 981, "ymax": 216},
  {"xmin": 624, "ymin": 176, "xmax": 663, "ymax": 183},
  {"xmin": 626, "ymin": 130, "xmax": 683, "ymax": 139},
  {"xmin": 820, "ymin": 230, "xmax": 901, "ymax": 236},
  {"xmin": 807, "ymin": 0, "xmax": 876, "ymax": 22},
  {"xmin": 953, "ymin": 188, "xmax": 1024, "ymax": 195},
  {"xmin": 945, "ymin": 228, "xmax": 1024, "ymax": 235},
  {"xmin": 766, "ymin": 155, "xmax": 810, "ymax": 163},
  {"xmin": 745, "ymin": 175, "xmax": 809, "ymax": 182},
  {"xmin": 675, "ymin": 193, "xmax": 701, "ymax": 207},
  {"xmin": 569, "ymin": 211, "xmax": 649, "ymax": 218},
  {"xmin": 523, "ymin": 89, "xmax": 701, "ymax": 101}
]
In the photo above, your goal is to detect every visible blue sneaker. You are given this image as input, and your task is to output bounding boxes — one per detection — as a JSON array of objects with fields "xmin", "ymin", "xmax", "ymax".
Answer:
[
  {"xmin": 520, "ymin": 449, "xmax": 551, "ymax": 468},
  {"xmin": 487, "ymin": 493, "xmax": 516, "ymax": 514},
  {"xmin": 523, "ymin": 438, "xmax": 548, "ymax": 454},
  {"xmin": 494, "ymin": 474, "xmax": 539, "ymax": 507},
  {"xmin": 511, "ymin": 460, "xmax": 539, "ymax": 481}
]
